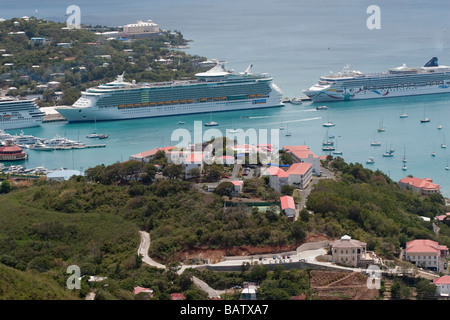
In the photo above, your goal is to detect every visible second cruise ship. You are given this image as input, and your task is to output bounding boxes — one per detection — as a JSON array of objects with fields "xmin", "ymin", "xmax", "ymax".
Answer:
[
  {"xmin": 303, "ymin": 57, "xmax": 450, "ymax": 102},
  {"xmin": 55, "ymin": 62, "xmax": 284, "ymax": 122}
]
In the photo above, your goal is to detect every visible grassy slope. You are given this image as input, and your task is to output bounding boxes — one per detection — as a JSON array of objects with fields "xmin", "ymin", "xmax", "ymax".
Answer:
[{"xmin": 0, "ymin": 263, "xmax": 79, "ymax": 300}]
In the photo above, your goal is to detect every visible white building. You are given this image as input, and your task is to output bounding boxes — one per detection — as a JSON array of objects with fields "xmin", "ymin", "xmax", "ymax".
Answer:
[
  {"xmin": 283, "ymin": 145, "xmax": 321, "ymax": 174},
  {"xmin": 404, "ymin": 239, "xmax": 448, "ymax": 272},
  {"xmin": 280, "ymin": 195, "xmax": 296, "ymax": 219},
  {"xmin": 264, "ymin": 162, "xmax": 312, "ymax": 191},
  {"xmin": 47, "ymin": 169, "xmax": 83, "ymax": 182},
  {"xmin": 182, "ymin": 152, "xmax": 204, "ymax": 178},
  {"xmin": 122, "ymin": 19, "xmax": 160, "ymax": 39},
  {"xmin": 434, "ymin": 276, "xmax": 450, "ymax": 298}
]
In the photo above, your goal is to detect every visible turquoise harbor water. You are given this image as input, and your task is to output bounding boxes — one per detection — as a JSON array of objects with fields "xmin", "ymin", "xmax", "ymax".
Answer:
[{"xmin": 2, "ymin": 0, "xmax": 450, "ymax": 195}]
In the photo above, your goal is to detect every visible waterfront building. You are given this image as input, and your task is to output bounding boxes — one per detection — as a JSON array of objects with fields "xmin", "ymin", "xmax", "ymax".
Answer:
[
  {"xmin": 264, "ymin": 162, "xmax": 312, "ymax": 191},
  {"xmin": 283, "ymin": 145, "xmax": 320, "ymax": 174},
  {"xmin": 398, "ymin": 176, "xmax": 441, "ymax": 195},
  {"xmin": 122, "ymin": 19, "xmax": 160, "ymax": 39}
]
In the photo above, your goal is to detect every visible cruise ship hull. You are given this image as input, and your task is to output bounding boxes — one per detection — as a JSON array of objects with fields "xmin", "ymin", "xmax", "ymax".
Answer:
[
  {"xmin": 0, "ymin": 118, "xmax": 43, "ymax": 130},
  {"xmin": 56, "ymin": 95, "xmax": 284, "ymax": 122},
  {"xmin": 304, "ymin": 84, "xmax": 450, "ymax": 102}
]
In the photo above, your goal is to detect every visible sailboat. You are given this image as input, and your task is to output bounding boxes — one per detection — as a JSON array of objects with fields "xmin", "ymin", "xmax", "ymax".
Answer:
[
  {"xmin": 322, "ymin": 129, "xmax": 334, "ymax": 146},
  {"xmin": 370, "ymin": 133, "xmax": 381, "ymax": 146},
  {"xmin": 402, "ymin": 163, "xmax": 407, "ymax": 171},
  {"xmin": 366, "ymin": 157, "xmax": 375, "ymax": 164},
  {"xmin": 285, "ymin": 125, "xmax": 292, "ymax": 136},
  {"xmin": 420, "ymin": 108, "xmax": 430, "ymax": 123},
  {"xmin": 383, "ymin": 141, "xmax": 394, "ymax": 157},
  {"xmin": 446, "ymin": 158, "xmax": 449, "ymax": 171},
  {"xmin": 333, "ymin": 138, "xmax": 343, "ymax": 155},
  {"xmin": 279, "ymin": 120, "xmax": 286, "ymax": 130},
  {"xmin": 377, "ymin": 119, "xmax": 386, "ymax": 132},
  {"xmin": 431, "ymin": 141, "xmax": 436, "ymax": 157},
  {"xmin": 402, "ymin": 147, "xmax": 407, "ymax": 163},
  {"xmin": 400, "ymin": 107, "xmax": 408, "ymax": 118},
  {"xmin": 86, "ymin": 118, "xmax": 109, "ymax": 139},
  {"xmin": 438, "ymin": 124, "xmax": 442, "ymax": 130},
  {"xmin": 441, "ymin": 134, "xmax": 447, "ymax": 149},
  {"xmin": 205, "ymin": 112, "xmax": 218, "ymax": 126}
]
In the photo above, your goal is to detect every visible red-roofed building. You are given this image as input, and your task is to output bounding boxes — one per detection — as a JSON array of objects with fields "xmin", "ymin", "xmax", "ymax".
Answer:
[
  {"xmin": 0, "ymin": 141, "xmax": 27, "ymax": 161},
  {"xmin": 285, "ymin": 163, "xmax": 313, "ymax": 189},
  {"xmin": 404, "ymin": 239, "xmax": 448, "ymax": 272},
  {"xmin": 182, "ymin": 152, "xmax": 204, "ymax": 178},
  {"xmin": 280, "ymin": 195, "xmax": 296, "ymax": 218},
  {"xmin": 436, "ymin": 213, "xmax": 450, "ymax": 222},
  {"xmin": 133, "ymin": 286, "xmax": 154, "ymax": 298},
  {"xmin": 129, "ymin": 146, "xmax": 174, "ymax": 163},
  {"xmin": 434, "ymin": 276, "xmax": 450, "ymax": 297},
  {"xmin": 231, "ymin": 180, "xmax": 243, "ymax": 194},
  {"xmin": 170, "ymin": 293, "xmax": 186, "ymax": 300},
  {"xmin": 399, "ymin": 176, "xmax": 441, "ymax": 195},
  {"xmin": 283, "ymin": 145, "xmax": 320, "ymax": 174},
  {"xmin": 264, "ymin": 162, "xmax": 312, "ymax": 191}
]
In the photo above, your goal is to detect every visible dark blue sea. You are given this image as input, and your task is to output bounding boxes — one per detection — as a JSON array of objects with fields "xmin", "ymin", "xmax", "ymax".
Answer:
[{"xmin": 2, "ymin": 0, "xmax": 450, "ymax": 195}]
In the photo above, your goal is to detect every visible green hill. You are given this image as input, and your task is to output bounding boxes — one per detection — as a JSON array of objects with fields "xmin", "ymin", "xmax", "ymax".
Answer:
[{"xmin": 0, "ymin": 263, "xmax": 79, "ymax": 300}]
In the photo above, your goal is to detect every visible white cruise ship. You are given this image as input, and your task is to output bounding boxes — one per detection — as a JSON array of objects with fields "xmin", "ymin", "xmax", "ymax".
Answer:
[
  {"xmin": 55, "ymin": 63, "xmax": 284, "ymax": 122},
  {"xmin": 303, "ymin": 57, "xmax": 450, "ymax": 102},
  {"xmin": 0, "ymin": 98, "xmax": 45, "ymax": 129}
]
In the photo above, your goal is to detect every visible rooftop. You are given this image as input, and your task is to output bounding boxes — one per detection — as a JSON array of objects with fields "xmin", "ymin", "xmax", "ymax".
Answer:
[
  {"xmin": 280, "ymin": 195, "xmax": 295, "ymax": 210},
  {"xmin": 399, "ymin": 176, "xmax": 441, "ymax": 191},
  {"xmin": 434, "ymin": 275, "xmax": 450, "ymax": 285},
  {"xmin": 286, "ymin": 162, "xmax": 312, "ymax": 175}
]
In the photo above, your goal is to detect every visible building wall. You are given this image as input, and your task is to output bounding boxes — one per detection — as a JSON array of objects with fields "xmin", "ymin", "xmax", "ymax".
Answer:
[
  {"xmin": 405, "ymin": 252, "xmax": 442, "ymax": 271},
  {"xmin": 437, "ymin": 284, "xmax": 450, "ymax": 296},
  {"xmin": 332, "ymin": 247, "xmax": 361, "ymax": 267}
]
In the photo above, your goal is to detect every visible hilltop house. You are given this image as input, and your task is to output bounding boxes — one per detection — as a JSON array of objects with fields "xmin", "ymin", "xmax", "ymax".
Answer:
[
  {"xmin": 398, "ymin": 176, "xmax": 441, "ymax": 195},
  {"xmin": 404, "ymin": 239, "xmax": 448, "ymax": 272},
  {"xmin": 330, "ymin": 235, "xmax": 380, "ymax": 268},
  {"xmin": 283, "ymin": 145, "xmax": 320, "ymax": 174},
  {"xmin": 264, "ymin": 162, "xmax": 312, "ymax": 191}
]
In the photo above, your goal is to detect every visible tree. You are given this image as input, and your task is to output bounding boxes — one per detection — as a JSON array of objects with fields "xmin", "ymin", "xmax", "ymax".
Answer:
[
  {"xmin": 281, "ymin": 184, "xmax": 294, "ymax": 196},
  {"xmin": 162, "ymin": 164, "xmax": 184, "ymax": 180},
  {"xmin": 0, "ymin": 180, "xmax": 11, "ymax": 193},
  {"xmin": 214, "ymin": 182, "xmax": 235, "ymax": 199},
  {"xmin": 415, "ymin": 279, "xmax": 436, "ymax": 300}
]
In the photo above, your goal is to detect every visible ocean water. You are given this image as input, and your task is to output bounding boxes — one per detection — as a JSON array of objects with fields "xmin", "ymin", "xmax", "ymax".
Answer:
[{"xmin": 1, "ymin": 0, "xmax": 450, "ymax": 195}]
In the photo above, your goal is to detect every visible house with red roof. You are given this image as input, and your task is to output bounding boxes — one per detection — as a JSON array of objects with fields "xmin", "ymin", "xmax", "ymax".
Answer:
[
  {"xmin": 264, "ymin": 162, "xmax": 312, "ymax": 191},
  {"xmin": 231, "ymin": 180, "xmax": 243, "ymax": 194},
  {"xmin": 434, "ymin": 276, "xmax": 450, "ymax": 297},
  {"xmin": 280, "ymin": 195, "xmax": 296, "ymax": 219},
  {"xmin": 129, "ymin": 146, "xmax": 174, "ymax": 163},
  {"xmin": 133, "ymin": 286, "xmax": 154, "ymax": 299},
  {"xmin": 436, "ymin": 212, "xmax": 450, "ymax": 222},
  {"xmin": 404, "ymin": 239, "xmax": 449, "ymax": 272},
  {"xmin": 283, "ymin": 145, "xmax": 320, "ymax": 174},
  {"xmin": 170, "ymin": 293, "xmax": 186, "ymax": 300},
  {"xmin": 398, "ymin": 176, "xmax": 441, "ymax": 195},
  {"xmin": 182, "ymin": 152, "xmax": 204, "ymax": 178}
]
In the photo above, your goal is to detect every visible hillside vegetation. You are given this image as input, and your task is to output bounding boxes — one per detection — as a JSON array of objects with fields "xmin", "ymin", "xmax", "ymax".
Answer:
[{"xmin": 0, "ymin": 157, "xmax": 449, "ymax": 299}]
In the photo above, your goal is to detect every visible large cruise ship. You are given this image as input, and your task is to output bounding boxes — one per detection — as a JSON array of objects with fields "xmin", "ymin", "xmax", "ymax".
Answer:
[
  {"xmin": 303, "ymin": 57, "xmax": 450, "ymax": 102},
  {"xmin": 55, "ymin": 63, "xmax": 284, "ymax": 122},
  {"xmin": 0, "ymin": 98, "xmax": 45, "ymax": 129}
]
